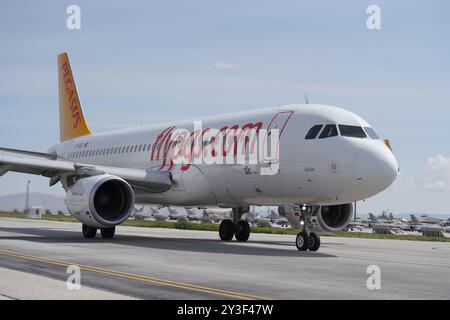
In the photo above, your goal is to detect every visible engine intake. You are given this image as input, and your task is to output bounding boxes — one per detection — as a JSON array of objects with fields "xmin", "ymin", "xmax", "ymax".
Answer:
[
  {"xmin": 66, "ymin": 174, "xmax": 135, "ymax": 228},
  {"xmin": 317, "ymin": 204, "xmax": 353, "ymax": 232}
]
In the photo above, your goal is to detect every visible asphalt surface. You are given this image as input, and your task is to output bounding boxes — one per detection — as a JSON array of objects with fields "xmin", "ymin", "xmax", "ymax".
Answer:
[{"xmin": 0, "ymin": 218, "xmax": 449, "ymax": 300}]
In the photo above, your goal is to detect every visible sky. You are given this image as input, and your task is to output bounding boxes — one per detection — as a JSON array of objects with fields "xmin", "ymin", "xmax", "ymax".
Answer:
[{"xmin": 0, "ymin": 1, "xmax": 449, "ymax": 216}]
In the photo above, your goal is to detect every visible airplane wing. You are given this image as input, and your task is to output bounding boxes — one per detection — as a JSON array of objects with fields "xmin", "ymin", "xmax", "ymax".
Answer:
[{"xmin": 0, "ymin": 148, "xmax": 172, "ymax": 193}]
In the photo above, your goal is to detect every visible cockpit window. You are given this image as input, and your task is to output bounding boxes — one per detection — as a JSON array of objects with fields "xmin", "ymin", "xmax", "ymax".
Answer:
[
  {"xmin": 338, "ymin": 125, "xmax": 367, "ymax": 138},
  {"xmin": 305, "ymin": 125, "xmax": 323, "ymax": 140},
  {"xmin": 319, "ymin": 124, "xmax": 338, "ymax": 139},
  {"xmin": 364, "ymin": 127, "xmax": 379, "ymax": 140}
]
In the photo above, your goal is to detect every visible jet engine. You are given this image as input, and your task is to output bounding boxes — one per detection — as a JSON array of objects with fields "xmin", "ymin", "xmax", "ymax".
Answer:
[
  {"xmin": 279, "ymin": 203, "xmax": 353, "ymax": 232},
  {"xmin": 65, "ymin": 174, "xmax": 135, "ymax": 228},
  {"xmin": 316, "ymin": 204, "xmax": 353, "ymax": 232}
]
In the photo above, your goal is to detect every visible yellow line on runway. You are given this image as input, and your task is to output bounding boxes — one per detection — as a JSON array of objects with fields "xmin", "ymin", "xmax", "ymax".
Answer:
[{"xmin": 0, "ymin": 249, "xmax": 271, "ymax": 300}]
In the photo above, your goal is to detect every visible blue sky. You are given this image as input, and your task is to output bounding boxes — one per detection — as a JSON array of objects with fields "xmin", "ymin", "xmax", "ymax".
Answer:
[{"xmin": 0, "ymin": 1, "xmax": 449, "ymax": 215}]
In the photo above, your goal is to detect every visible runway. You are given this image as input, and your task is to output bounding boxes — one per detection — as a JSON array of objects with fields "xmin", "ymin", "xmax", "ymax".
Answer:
[{"xmin": 0, "ymin": 218, "xmax": 449, "ymax": 300}]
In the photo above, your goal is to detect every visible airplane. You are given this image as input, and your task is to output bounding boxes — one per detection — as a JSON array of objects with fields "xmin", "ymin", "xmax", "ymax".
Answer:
[
  {"xmin": 267, "ymin": 209, "xmax": 282, "ymax": 222},
  {"xmin": 368, "ymin": 213, "xmax": 404, "ymax": 232},
  {"xmin": 0, "ymin": 52, "xmax": 399, "ymax": 251},
  {"xmin": 439, "ymin": 218, "xmax": 450, "ymax": 227},
  {"xmin": 193, "ymin": 207, "xmax": 232, "ymax": 224},
  {"xmin": 149, "ymin": 206, "xmax": 168, "ymax": 221},
  {"xmin": 410, "ymin": 214, "xmax": 443, "ymax": 232},
  {"xmin": 167, "ymin": 207, "xmax": 187, "ymax": 221},
  {"xmin": 345, "ymin": 220, "xmax": 365, "ymax": 232},
  {"xmin": 131, "ymin": 206, "xmax": 146, "ymax": 220},
  {"xmin": 185, "ymin": 208, "xmax": 202, "ymax": 221}
]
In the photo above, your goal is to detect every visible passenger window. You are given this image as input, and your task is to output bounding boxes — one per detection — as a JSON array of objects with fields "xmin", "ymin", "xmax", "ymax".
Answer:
[
  {"xmin": 364, "ymin": 127, "xmax": 379, "ymax": 140},
  {"xmin": 305, "ymin": 125, "xmax": 323, "ymax": 140},
  {"xmin": 339, "ymin": 125, "xmax": 367, "ymax": 138},
  {"xmin": 319, "ymin": 125, "xmax": 338, "ymax": 139}
]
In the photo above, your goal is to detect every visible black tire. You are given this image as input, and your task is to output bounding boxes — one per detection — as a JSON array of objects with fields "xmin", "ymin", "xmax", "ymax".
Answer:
[
  {"xmin": 296, "ymin": 232, "xmax": 309, "ymax": 251},
  {"xmin": 100, "ymin": 227, "xmax": 116, "ymax": 239},
  {"xmin": 235, "ymin": 220, "xmax": 250, "ymax": 242},
  {"xmin": 219, "ymin": 219, "xmax": 235, "ymax": 241},
  {"xmin": 308, "ymin": 232, "xmax": 321, "ymax": 251},
  {"xmin": 82, "ymin": 224, "xmax": 97, "ymax": 239}
]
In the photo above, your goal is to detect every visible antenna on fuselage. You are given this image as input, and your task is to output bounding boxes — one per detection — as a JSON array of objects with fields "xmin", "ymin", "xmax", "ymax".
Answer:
[{"xmin": 304, "ymin": 94, "xmax": 310, "ymax": 104}]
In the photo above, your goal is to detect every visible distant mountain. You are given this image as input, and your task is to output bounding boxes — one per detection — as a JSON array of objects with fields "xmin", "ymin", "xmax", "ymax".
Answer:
[{"xmin": 0, "ymin": 193, "xmax": 67, "ymax": 214}]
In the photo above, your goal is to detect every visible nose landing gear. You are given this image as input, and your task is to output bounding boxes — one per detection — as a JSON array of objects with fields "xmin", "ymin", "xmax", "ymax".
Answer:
[
  {"xmin": 219, "ymin": 206, "xmax": 251, "ymax": 242},
  {"xmin": 295, "ymin": 206, "xmax": 321, "ymax": 251}
]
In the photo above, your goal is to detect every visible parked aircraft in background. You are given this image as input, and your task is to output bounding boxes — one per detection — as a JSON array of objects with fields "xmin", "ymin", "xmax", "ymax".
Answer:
[
  {"xmin": 410, "ymin": 214, "xmax": 444, "ymax": 232},
  {"xmin": 149, "ymin": 206, "xmax": 168, "ymax": 221},
  {"xmin": 368, "ymin": 213, "xmax": 404, "ymax": 232},
  {"xmin": 167, "ymin": 207, "xmax": 187, "ymax": 221}
]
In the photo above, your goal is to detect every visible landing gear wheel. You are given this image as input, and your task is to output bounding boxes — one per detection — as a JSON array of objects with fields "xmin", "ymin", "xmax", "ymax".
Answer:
[
  {"xmin": 82, "ymin": 224, "xmax": 97, "ymax": 239},
  {"xmin": 295, "ymin": 232, "xmax": 309, "ymax": 251},
  {"xmin": 235, "ymin": 220, "xmax": 250, "ymax": 242},
  {"xmin": 219, "ymin": 219, "xmax": 235, "ymax": 241},
  {"xmin": 308, "ymin": 232, "xmax": 321, "ymax": 251},
  {"xmin": 100, "ymin": 227, "xmax": 115, "ymax": 239}
]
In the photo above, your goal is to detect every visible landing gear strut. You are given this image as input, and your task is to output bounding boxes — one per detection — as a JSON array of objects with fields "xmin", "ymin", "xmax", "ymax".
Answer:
[
  {"xmin": 295, "ymin": 206, "xmax": 321, "ymax": 252},
  {"xmin": 219, "ymin": 206, "xmax": 250, "ymax": 242}
]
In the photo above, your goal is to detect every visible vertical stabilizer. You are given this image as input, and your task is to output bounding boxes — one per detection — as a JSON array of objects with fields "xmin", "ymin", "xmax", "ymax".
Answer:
[{"xmin": 58, "ymin": 52, "xmax": 92, "ymax": 142}]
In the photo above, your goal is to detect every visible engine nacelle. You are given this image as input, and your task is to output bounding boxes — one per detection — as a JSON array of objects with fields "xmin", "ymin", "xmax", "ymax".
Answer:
[
  {"xmin": 278, "ymin": 203, "xmax": 353, "ymax": 233},
  {"xmin": 66, "ymin": 174, "xmax": 135, "ymax": 228},
  {"xmin": 316, "ymin": 204, "xmax": 353, "ymax": 232}
]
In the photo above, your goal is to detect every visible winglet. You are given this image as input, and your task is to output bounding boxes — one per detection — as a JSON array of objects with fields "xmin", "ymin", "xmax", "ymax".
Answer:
[
  {"xmin": 58, "ymin": 52, "xmax": 92, "ymax": 142},
  {"xmin": 384, "ymin": 139, "xmax": 392, "ymax": 151}
]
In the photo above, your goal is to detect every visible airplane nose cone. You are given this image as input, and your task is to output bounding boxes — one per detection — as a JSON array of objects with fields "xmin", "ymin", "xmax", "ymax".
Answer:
[{"xmin": 354, "ymin": 144, "xmax": 399, "ymax": 193}]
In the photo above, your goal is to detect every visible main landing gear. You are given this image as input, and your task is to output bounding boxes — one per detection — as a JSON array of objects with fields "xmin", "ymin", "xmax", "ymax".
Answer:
[
  {"xmin": 295, "ymin": 206, "xmax": 321, "ymax": 251},
  {"xmin": 82, "ymin": 224, "xmax": 116, "ymax": 239},
  {"xmin": 295, "ymin": 231, "xmax": 320, "ymax": 251},
  {"xmin": 219, "ymin": 207, "xmax": 250, "ymax": 242}
]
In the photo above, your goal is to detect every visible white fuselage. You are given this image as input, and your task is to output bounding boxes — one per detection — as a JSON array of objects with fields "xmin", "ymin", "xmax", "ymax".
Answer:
[{"xmin": 49, "ymin": 104, "xmax": 399, "ymax": 207}]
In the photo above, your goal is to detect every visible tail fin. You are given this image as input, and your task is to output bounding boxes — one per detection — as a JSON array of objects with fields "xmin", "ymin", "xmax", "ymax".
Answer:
[
  {"xmin": 369, "ymin": 213, "xmax": 379, "ymax": 223},
  {"xmin": 410, "ymin": 215, "xmax": 420, "ymax": 224},
  {"xmin": 58, "ymin": 52, "xmax": 92, "ymax": 142}
]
